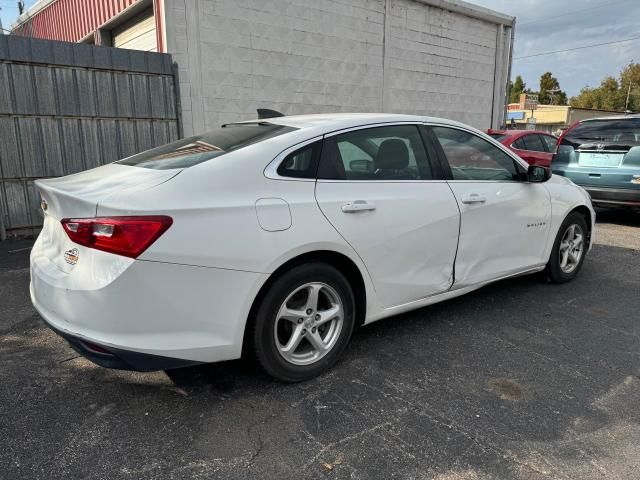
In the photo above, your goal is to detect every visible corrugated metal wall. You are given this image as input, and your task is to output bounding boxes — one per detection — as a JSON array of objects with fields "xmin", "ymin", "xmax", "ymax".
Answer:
[
  {"xmin": 0, "ymin": 35, "xmax": 181, "ymax": 238},
  {"xmin": 13, "ymin": 0, "xmax": 138, "ymax": 43}
]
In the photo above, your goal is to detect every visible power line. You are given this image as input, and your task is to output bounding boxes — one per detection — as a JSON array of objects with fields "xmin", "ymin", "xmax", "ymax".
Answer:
[
  {"xmin": 515, "ymin": 35, "xmax": 640, "ymax": 60},
  {"xmin": 519, "ymin": 0, "xmax": 633, "ymax": 26}
]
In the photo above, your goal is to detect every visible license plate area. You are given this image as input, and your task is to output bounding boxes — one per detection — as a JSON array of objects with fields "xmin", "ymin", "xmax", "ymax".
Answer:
[{"xmin": 578, "ymin": 153, "xmax": 623, "ymax": 168}]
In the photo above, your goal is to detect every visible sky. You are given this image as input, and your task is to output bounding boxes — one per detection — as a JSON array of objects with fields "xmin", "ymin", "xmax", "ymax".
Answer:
[
  {"xmin": 468, "ymin": 0, "xmax": 640, "ymax": 97},
  {"xmin": 1, "ymin": 0, "xmax": 638, "ymax": 98},
  {"xmin": 0, "ymin": 0, "xmax": 36, "ymax": 32}
]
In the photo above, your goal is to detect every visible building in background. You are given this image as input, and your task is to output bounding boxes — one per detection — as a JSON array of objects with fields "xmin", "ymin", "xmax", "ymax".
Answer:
[
  {"xmin": 12, "ymin": 0, "xmax": 515, "ymax": 136},
  {"xmin": 12, "ymin": 0, "xmax": 164, "ymax": 51},
  {"xmin": 506, "ymin": 95, "xmax": 623, "ymax": 135}
]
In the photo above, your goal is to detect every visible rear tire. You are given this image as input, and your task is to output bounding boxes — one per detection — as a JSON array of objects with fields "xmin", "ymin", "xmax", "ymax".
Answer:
[
  {"xmin": 250, "ymin": 263, "xmax": 355, "ymax": 382},
  {"xmin": 545, "ymin": 212, "xmax": 588, "ymax": 283}
]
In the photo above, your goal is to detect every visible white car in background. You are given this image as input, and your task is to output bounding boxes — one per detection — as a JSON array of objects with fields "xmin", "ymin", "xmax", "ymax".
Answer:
[{"xmin": 30, "ymin": 113, "xmax": 595, "ymax": 382}]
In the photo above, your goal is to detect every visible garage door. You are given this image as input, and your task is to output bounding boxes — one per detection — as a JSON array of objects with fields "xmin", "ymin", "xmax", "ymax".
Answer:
[{"xmin": 112, "ymin": 8, "xmax": 157, "ymax": 52}]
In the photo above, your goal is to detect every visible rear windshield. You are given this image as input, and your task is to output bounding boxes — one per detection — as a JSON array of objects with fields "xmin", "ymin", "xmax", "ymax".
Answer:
[
  {"xmin": 488, "ymin": 133, "xmax": 507, "ymax": 141},
  {"xmin": 118, "ymin": 123, "xmax": 295, "ymax": 169},
  {"xmin": 564, "ymin": 119, "xmax": 640, "ymax": 145}
]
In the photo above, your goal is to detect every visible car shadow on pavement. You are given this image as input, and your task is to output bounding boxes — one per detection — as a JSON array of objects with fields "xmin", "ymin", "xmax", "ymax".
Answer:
[{"xmin": 595, "ymin": 207, "xmax": 640, "ymax": 227}]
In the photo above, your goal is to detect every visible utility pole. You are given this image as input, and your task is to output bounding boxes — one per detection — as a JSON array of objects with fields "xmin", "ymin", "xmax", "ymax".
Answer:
[
  {"xmin": 547, "ymin": 88, "xmax": 560, "ymax": 105},
  {"xmin": 0, "ymin": 7, "xmax": 4, "ymax": 35},
  {"xmin": 625, "ymin": 83, "xmax": 633, "ymax": 112}
]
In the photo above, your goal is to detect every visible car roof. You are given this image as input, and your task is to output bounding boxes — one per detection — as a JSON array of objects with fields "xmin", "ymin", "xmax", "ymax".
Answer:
[
  {"xmin": 489, "ymin": 129, "xmax": 553, "ymax": 136},
  {"xmin": 581, "ymin": 113, "xmax": 640, "ymax": 122},
  {"xmin": 232, "ymin": 113, "xmax": 474, "ymax": 135}
]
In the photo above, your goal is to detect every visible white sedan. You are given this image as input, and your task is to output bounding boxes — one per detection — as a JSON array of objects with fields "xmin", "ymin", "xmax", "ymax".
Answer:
[{"xmin": 30, "ymin": 114, "xmax": 594, "ymax": 381}]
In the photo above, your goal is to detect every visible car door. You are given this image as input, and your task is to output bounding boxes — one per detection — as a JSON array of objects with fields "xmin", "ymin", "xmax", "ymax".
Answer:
[
  {"xmin": 314, "ymin": 124, "xmax": 460, "ymax": 308},
  {"xmin": 429, "ymin": 126, "xmax": 551, "ymax": 288}
]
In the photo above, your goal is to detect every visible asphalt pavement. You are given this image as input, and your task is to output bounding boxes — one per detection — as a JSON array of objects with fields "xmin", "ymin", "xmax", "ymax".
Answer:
[{"xmin": 1, "ymin": 210, "xmax": 639, "ymax": 480}]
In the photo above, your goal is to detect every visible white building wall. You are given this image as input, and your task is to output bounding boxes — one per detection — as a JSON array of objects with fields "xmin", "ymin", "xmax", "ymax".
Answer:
[{"xmin": 164, "ymin": 0, "xmax": 513, "ymax": 136}]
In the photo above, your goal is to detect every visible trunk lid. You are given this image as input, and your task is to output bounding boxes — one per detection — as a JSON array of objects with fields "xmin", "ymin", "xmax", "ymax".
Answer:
[{"xmin": 35, "ymin": 164, "xmax": 180, "ymax": 273}]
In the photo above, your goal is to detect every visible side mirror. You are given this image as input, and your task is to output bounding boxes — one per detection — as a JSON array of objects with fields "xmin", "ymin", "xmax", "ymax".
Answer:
[{"xmin": 527, "ymin": 165, "xmax": 551, "ymax": 183}]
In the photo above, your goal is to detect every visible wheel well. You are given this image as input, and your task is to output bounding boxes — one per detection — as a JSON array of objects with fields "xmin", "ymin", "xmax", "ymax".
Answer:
[
  {"xmin": 570, "ymin": 205, "xmax": 592, "ymax": 244},
  {"xmin": 242, "ymin": 251, "xmax": 367, "ymax": 356}
]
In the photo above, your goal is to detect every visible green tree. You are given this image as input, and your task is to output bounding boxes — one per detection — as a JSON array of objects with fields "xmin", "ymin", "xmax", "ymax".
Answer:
[
  {"xmin": 509, "ymin": 75, "xmax": 526, "ymax": 103},
  {"xmin": 570, "ymin": 62, "xmax": 640, "ymax": 112},
  {"xmin": 619, "ymin": 62, "xmax": 640, "ymax": 111},
  {"xmin": 538, "ymin": 72, "xmax": 567, "ymax": 105},
  {"xmin": 571, "ymin": 76, "xmax": 625, "ymax": 111}
]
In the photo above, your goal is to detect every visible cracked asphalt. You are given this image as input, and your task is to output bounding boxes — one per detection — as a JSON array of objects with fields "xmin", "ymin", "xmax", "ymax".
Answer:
[{"xmin": 1, "ymin": 209, "xmax": 640, "ymax": 479}]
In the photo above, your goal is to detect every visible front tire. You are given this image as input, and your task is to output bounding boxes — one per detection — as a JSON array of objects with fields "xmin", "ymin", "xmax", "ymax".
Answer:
[
  {"xmin": 250, "ymin": 263, "xmax": 356, "ymax": 382},
  {"xmin": 545, "ymin": 212, "xmax": 588, "ymax": 283}
]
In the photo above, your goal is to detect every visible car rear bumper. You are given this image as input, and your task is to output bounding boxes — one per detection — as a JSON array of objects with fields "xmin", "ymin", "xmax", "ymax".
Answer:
[
  {"xmin": 30, "ymin": 240, "xmax": 268, "ymax": 371},
  {"xmin": 41, "ymin": 317, "xmax": 203, "ymax": 371},
  {"xmin": 584, "ymin": 186, "xmax": 640, "ymax": 207}
]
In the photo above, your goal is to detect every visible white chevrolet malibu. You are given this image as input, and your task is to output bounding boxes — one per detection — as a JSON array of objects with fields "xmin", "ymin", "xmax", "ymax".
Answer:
[{"xmin": 31, "ymin": 114, "xmax": 595, "ymax": 381}]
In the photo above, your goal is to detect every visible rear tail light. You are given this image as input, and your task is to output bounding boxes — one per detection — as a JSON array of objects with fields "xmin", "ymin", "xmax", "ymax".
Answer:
[{"xmin": 61, "ymin": 216, "xmax": 173, "ymax": 258}]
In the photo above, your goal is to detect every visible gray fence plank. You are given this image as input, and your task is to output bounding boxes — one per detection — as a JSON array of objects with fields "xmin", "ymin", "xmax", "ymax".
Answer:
[
  {"xmin": 33, "ymin": 66, "xmax": 58, "ymax": 116},
  {"xmin": 75, "ymin": 69, "xmax": 98, "ymax": 117},
  {"xmin": 80, "ymin": 120, "xmax": 103, "ymax": 170},
  {"xmin": 11, "ymin": 65, "xmax": 37, "ymax": 114},
  {"xmin": 18, "ymin": 118, "xmax": 43, "ymax": 178},
  {"xmin": 0, "ymin": 64, "xmax": 12, "ymax": 114},
  {"xmin": 114, "ymin": 73, "xmax": 134, "ymax": 117},
  {"xmin": 55, "ymin": 68, "xmax": 79, "ymax": 116},
  {"xmin": 40, "ymin": 118, "xmax": 65, "ymax": 176},
  {"xmin": 99, "ymin": 119, "xmax": 121, "ymax": 164},
  {"xmin": 0, "ymin": 118, "xmax": 22, "ymax": 178}
]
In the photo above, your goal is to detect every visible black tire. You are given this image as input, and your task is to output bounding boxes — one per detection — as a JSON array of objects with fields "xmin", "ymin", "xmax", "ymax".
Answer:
[
  {"xmin": 249, "ymin": 263, "xmax": 356, "ymax": 382},
  {"xmin": 545, "ymin": 212, "xmax": 589, "ymax": 283}
]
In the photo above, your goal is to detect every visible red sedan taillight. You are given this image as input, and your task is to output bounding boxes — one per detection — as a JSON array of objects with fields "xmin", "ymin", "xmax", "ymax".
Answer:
[{"xmin": 61, "ymin": 216, "xmax": 173, "ymax": 258}]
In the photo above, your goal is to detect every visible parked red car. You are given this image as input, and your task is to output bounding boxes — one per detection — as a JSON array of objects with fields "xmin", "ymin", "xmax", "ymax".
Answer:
[{"xmin": 487, "ymin": 129, "xmax": 557, "ymax": 167}]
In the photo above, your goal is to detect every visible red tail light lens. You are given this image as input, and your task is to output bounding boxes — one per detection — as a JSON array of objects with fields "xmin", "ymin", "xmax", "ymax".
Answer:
[{"xmin": 61, "ymin": 216, "xmax": 173, "ymax": 258}]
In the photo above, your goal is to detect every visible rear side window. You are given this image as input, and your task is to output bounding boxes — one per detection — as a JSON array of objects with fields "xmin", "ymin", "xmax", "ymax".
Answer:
[
  {"xmin": 541, "ymin": 135, "xmax": 557, "ymax": 152},
  {"xmin": 118, "ymin": 123, "xmax": 295, "ymax": 170},
  {"xmin": 318, "ymin": 125, "xmax": 434, "ymax": 180},
  {"xmin": 522, "ymin": 134, "xmax": 545, "ymax": 152},
  {"xmin": 277, "ymin": 141, "xmax": 322, "ymax": 178},
  {"xmin": 513, "ymin": 138, "xmax": 526, "ymax": 150}
]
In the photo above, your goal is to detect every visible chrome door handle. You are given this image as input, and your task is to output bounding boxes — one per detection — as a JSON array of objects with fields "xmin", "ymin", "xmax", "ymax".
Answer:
[
  {"xmin": 461, "ymin": 194, "xmax": 486, "ymax": 204},
  {"xmin": 342, "ymin": 200, "xmax": 376, "ymax": 213}
]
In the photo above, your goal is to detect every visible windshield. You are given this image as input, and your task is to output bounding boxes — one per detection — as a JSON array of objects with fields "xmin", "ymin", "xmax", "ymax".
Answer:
[
  {"xmin": 564, "ymin": 119, "xmax": 640, "ymax": 146},
  {"xmin": 118, "ymin": 123, "xmax": 295, "ymax": 170}
]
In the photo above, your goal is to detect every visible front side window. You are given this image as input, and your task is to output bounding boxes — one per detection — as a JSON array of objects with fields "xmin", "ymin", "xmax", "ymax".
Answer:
[
  {"xmin": 118, "ymin": 123, "xmax": 295, "ymax": 170},
  {"xmin": 318, "ymin": 125, "xmax": 434, "ymax": 180},
  {"xmin": 432, "ymin": 127, "xmax": 521, "ymax": 181}
]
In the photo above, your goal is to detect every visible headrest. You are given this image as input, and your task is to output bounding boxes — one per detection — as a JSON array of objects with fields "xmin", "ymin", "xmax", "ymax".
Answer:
[{"xmin": 375, "ymin": 139, "xmax": 410, "ymax": 170}]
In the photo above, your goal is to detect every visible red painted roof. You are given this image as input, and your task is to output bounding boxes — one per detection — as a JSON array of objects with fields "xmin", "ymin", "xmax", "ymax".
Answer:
[{"xmin": 13, "ymin": 0, "xmax": 137, "ymax": 43}]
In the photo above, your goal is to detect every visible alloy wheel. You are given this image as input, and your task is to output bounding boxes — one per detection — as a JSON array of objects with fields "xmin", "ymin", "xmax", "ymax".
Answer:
[
  {"xmin": 274, "ymin": 282, "xmax": 344, "ymax": 366},
  {"xmin": 558, "ymin": 223, "xmax": 584, "ymax": 274}
]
